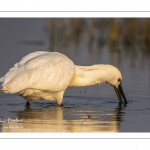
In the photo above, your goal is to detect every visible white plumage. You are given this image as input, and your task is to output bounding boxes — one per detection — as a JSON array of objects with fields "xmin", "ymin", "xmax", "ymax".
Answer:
[{"xmin": 0, "ymin": 51, "xmax": 127, "ymax": 106}]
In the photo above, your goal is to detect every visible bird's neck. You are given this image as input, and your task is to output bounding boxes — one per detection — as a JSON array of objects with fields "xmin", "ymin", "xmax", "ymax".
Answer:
[{"xmin": 69, "ymin": 65, "xmax": 110, "ymax": 87}]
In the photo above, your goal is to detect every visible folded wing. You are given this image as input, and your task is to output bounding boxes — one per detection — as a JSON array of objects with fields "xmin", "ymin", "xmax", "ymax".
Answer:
[{"xmin": 0, "ymin": 52, "xmax": 75, "ymax": 93}]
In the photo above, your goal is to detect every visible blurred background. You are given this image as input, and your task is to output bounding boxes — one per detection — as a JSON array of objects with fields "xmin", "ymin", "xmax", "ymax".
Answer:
[{"xmin": 0, "ymin": 18, "xmax": 150, "ymax": 132}]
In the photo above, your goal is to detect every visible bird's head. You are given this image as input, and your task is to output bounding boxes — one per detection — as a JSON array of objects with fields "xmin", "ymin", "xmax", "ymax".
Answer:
[{"xmin": 104, "ymin": 65, "xmax": 127, "ymax": 104}]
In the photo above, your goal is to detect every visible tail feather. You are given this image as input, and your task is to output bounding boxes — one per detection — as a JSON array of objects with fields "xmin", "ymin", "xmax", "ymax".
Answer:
[{"xmin": 0, "ymin": 87, "xmax": 8, "ymax": 94}]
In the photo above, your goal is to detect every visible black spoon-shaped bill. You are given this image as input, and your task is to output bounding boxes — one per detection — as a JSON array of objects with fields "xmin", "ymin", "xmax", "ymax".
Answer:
[{"xmin": 114, "ymin": 83, "xmax": 127, "ymax": 104}]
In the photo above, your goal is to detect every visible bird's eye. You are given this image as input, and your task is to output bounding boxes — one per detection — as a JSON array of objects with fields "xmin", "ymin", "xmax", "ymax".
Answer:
[{"xmin": 118, "ymin": 78, "xmax": 121, "ymax": 82}]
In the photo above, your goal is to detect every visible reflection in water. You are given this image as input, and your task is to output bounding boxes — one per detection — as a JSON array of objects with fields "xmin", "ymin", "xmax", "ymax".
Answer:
[
  {"xmin": 113, "ymin": 103, "xmax": 126, "ymax": 122},
  {"xmin": 2, "ymin": 103, "xmax": 126, "ymax": 132}
]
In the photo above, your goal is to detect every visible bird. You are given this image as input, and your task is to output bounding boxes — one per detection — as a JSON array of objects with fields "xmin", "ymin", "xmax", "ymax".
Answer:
[{"xmin": 0, "ymin": 51, "xmax": 127, "ymax": 107}]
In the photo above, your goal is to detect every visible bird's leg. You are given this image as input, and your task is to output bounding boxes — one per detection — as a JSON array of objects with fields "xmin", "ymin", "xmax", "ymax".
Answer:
[
  {"xmin": 56, "ymin": 91, "xmax": 65, "ymax": 107},
  {"xmin": 26, "ymin": 100, "xmax": 30, "ymax": 107},
  {"xmin": 58, "ymin": 103, "xmax": 63, "ymax": 107},
  {"xmin": 56, "ymin": 98, "xmax": 63, "ymax": 107}
]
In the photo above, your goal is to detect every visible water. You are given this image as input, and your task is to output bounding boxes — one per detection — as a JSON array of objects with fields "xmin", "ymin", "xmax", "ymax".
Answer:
[{"xmin": 0, "ymin": 18, "xmax": 150, "ymax": 132}]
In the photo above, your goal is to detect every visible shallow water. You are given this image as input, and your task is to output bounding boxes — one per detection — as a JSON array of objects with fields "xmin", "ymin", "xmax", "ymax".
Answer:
[{"xmin": 0, "ymin": 18, "xmax": 150, "ymax": 132}]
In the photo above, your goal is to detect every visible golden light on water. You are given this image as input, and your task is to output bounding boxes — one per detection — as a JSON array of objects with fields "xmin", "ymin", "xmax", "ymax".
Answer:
[{"xmin": 2, "ymin": 106, "xmax": 121, "ymax": 132}]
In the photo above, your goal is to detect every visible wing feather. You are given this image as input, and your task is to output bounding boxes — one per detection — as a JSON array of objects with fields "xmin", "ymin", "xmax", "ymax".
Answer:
[
  {"xmin": 1, "ymin": 52, "xmax": 75, "ymax": 93},
  {"xmin": 14, "ymin": 51, "xmax": 49, "ymax": 67},
  {"xmin": 0, "ymin": 51, "xmax": 49, "ymax": 84}
]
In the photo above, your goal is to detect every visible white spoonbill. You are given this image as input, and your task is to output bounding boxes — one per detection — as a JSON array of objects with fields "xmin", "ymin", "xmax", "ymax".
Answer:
[{"xmin": 0, "ymin": 51, "xmax": 127, "ymax": 106}]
